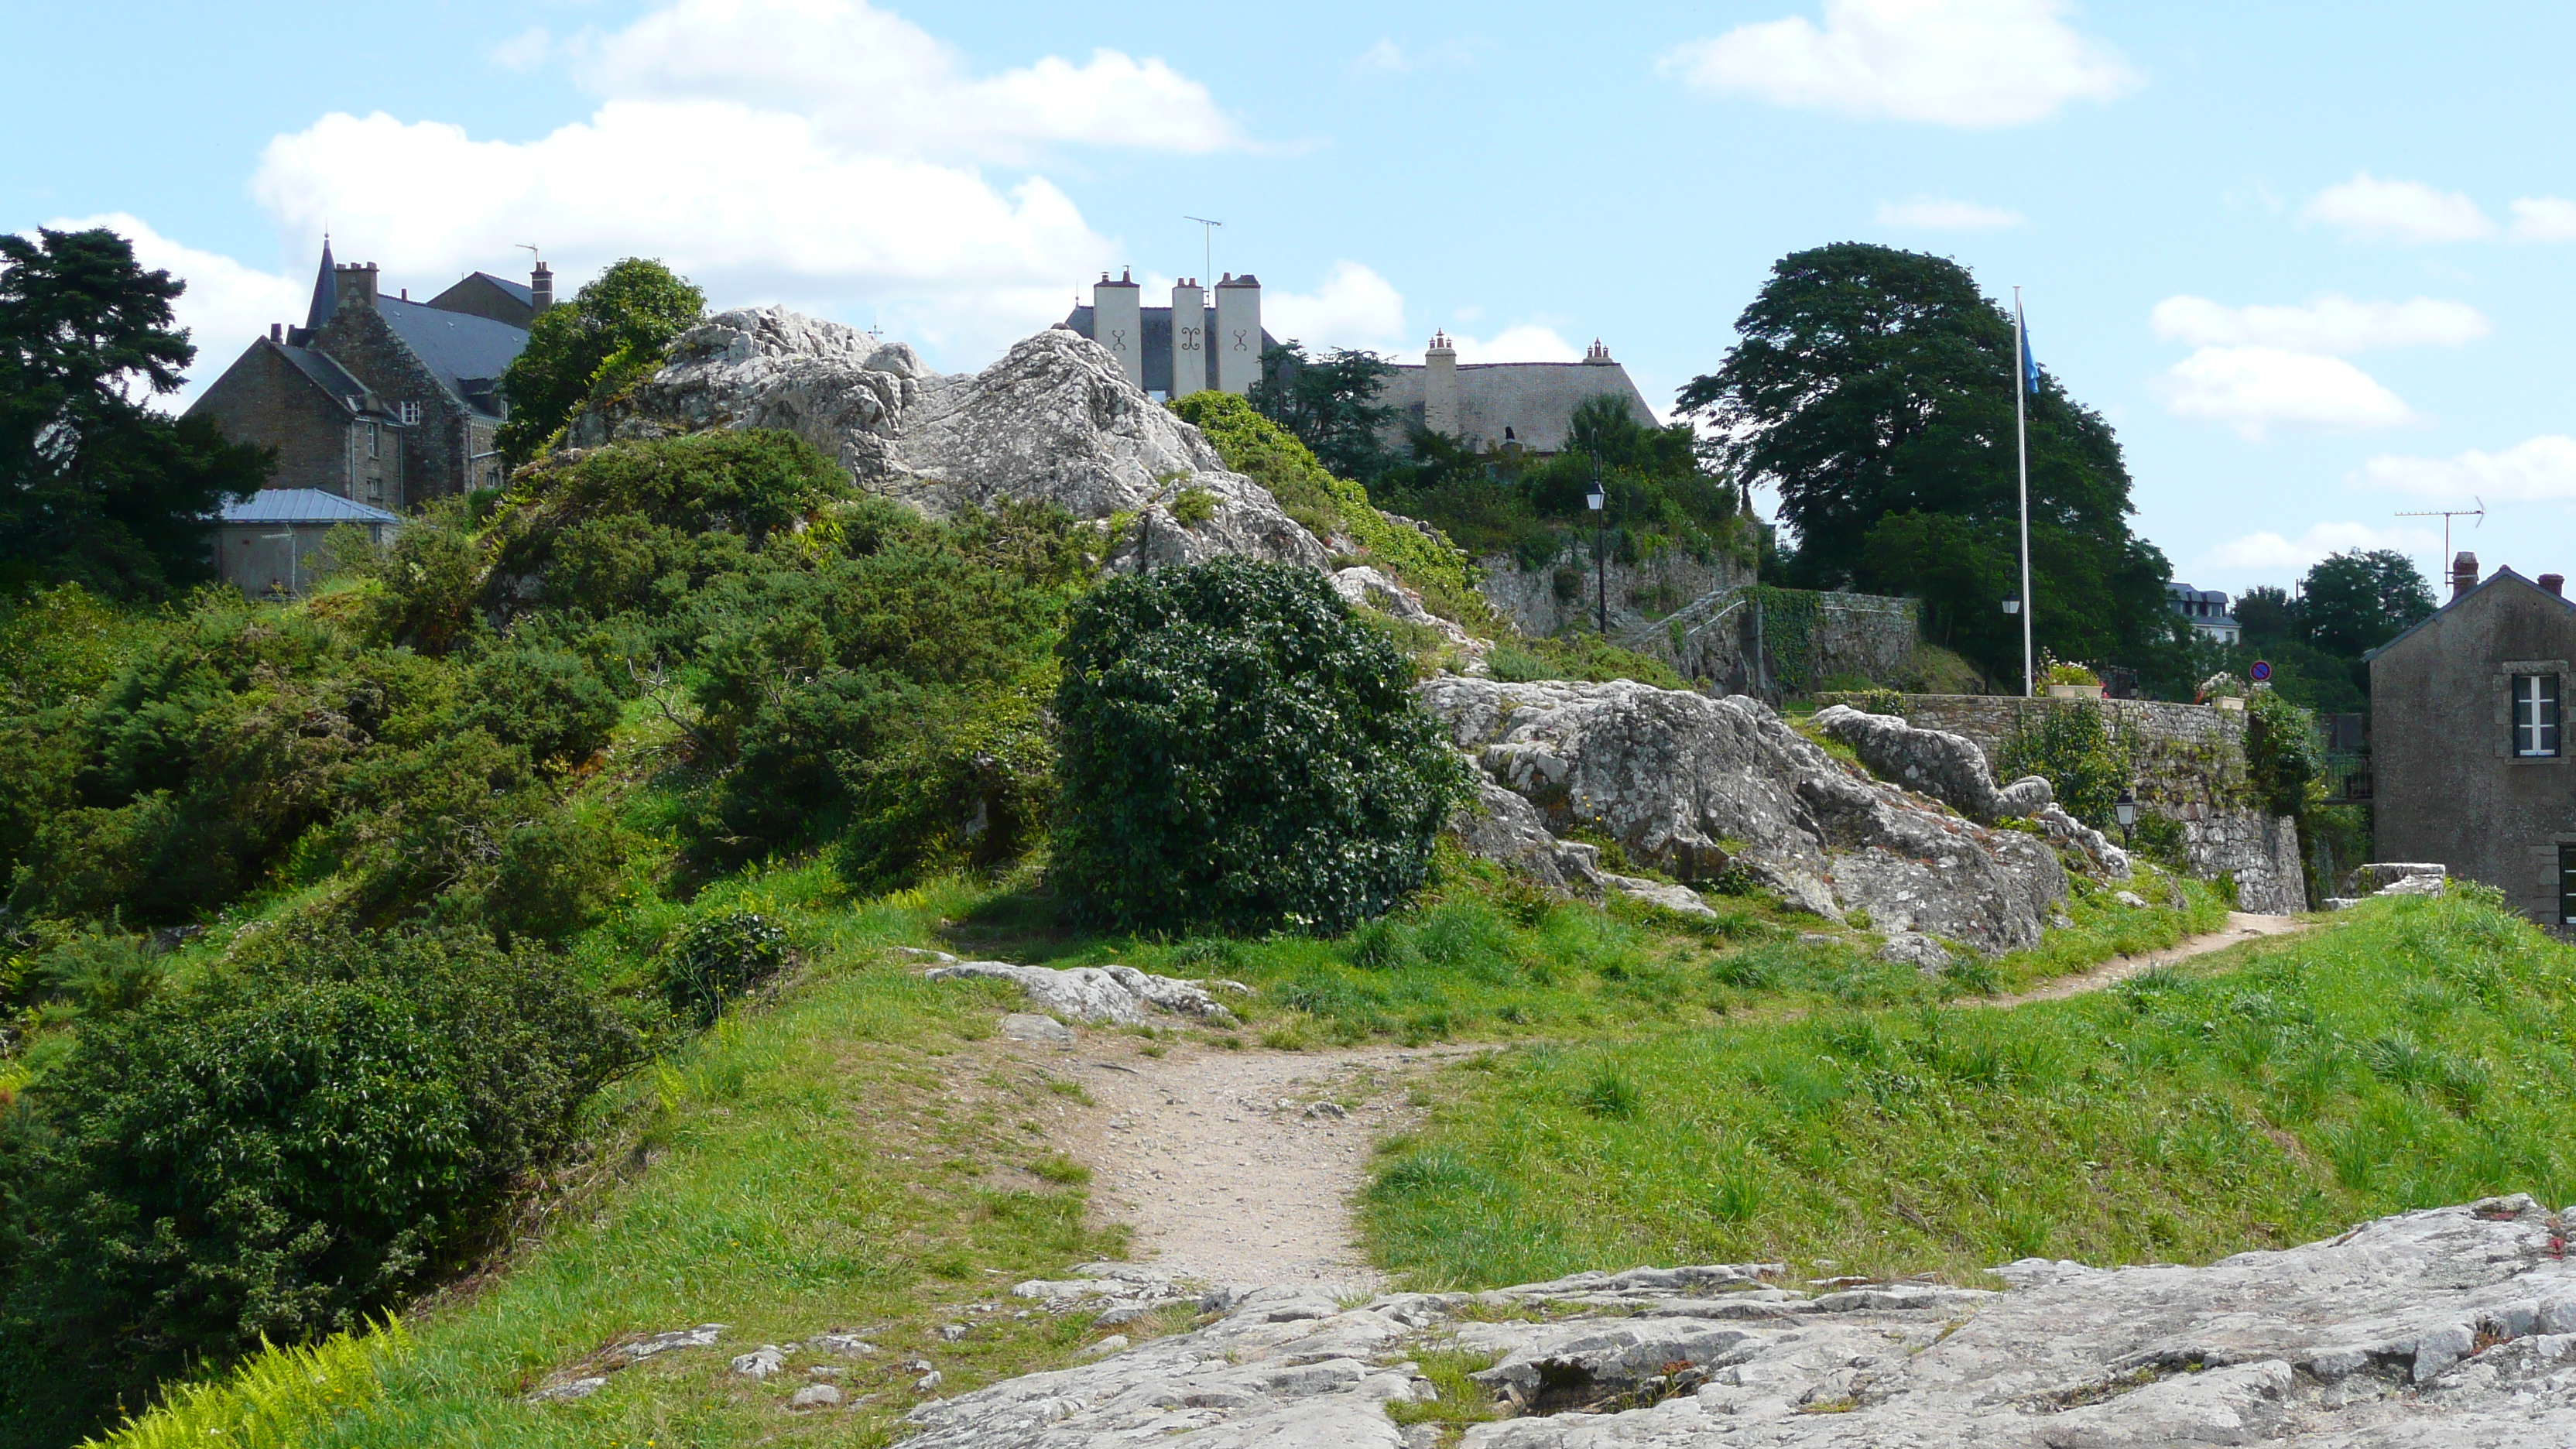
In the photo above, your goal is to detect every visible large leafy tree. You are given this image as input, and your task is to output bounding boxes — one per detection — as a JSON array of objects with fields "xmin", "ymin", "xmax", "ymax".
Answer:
[
  {"xmin": 496, "ymin": 258, "xmax": 705, "ymax": 466},
  {"xmin": 2298, "ymin": 548, "xmax": 2436, "ymax": 656},
  {"xmin": 1249, "ymin": 341, "xmax": 1397, "ymax": 481},
  {"xmin": 1678, "ymin": 242, "xmax": 2181, "ymax": 683},
  {"xmin": 0, "ymin": 228, "xmax": 271, "ymax": 598}
]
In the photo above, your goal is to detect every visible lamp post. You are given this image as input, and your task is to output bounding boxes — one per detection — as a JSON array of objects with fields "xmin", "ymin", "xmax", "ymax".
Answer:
[
  {"xmin": 2114, "ymin": 787, "xmax": 2137, "ymax": 846},
  {"xmin": 1587, "ymin": 461, "xmax": 1607, "ymax": 636}
]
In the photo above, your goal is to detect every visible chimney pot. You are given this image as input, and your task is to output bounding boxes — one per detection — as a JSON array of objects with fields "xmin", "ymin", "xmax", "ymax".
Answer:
[
  {"xmin": 530, "ymin": 259, "xmax": 554, "ymax": 314},
  {"xmin": 2544, "ymin": 574, "xmax": 2567, "ymax": 598},
  {"xmin": 2451, "ymin": 550, "xmax": 2479, "ymax": 600},
  {"xmin": 269, "ymin": 323, "xmax": 282, "ymax": 342}
]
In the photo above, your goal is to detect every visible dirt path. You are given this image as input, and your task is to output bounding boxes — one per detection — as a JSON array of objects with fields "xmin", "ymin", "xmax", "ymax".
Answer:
[
  {"xmin": 1012, "ymin": 912, "xmax": 2311, "ymax": 1291},
  {"xmin": 1051, "ymin": 1044, "xmax": 1478, "ymax": 1293},
  {"xmin": 1984, "ymin": 911, "xmax": 2307, "ymax": 1007}
]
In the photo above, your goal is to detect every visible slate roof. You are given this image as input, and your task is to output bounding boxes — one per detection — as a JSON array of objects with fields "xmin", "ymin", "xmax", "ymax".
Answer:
[
  {"xmin": 1372, "ymin": 360, "xmax": 1658, "ymax": 454},
  {"xmin": 374, "ymin": 296, "xmax": 529, "ymax": 420},
  {"xmin": 218, "ymin": 488, "xmax": 406, "ymax": 526},
  {"xmin": 272, "ymin": 341, "xmax": 373, "ymax": 413},
  {"xmin": 2365, "ymin": 567, "xmax": 2572, "ymax": 662},
  {"xmin": 304, "ymin": 239, "xmax": 338, "ymax": 333},
  {"xmin": 455, "ymin": 272, "xmax": 533, "ymax": 307},
  {"xmin": 1062, "ymin": 304, "xmax": 1279, "ymax": 396}
]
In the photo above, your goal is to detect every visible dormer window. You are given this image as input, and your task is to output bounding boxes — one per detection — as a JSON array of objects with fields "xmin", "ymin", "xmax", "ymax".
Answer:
[{"xmin": 2516, "ymin": 673, "xmax": 2561, "ymax": 757}]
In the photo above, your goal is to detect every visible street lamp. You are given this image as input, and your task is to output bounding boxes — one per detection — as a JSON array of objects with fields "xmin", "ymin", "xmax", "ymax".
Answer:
[
  {"xmin": 2114, "ymin": 788, "xmax": 2137, "ymax": 845},
  {"xmin": 2002, "ymin": 598, "xmax": 2021, "ymax": 615},
  {"xmin": 1587, "ymin": 465, "xmax": 1607, "ymax": 636}
]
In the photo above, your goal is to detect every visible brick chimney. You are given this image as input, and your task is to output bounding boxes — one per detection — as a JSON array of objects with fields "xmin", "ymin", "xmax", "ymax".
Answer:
[
  {"xmin": 530, "ymin": 259, "xmax": 553, "ymax": 314},
  {"xmin": 2451, "ymin": 551, "xmax": 2479, "ymax": 600},
  {"xmin": 2543, "ymin": 574, "xmax": 2567, "ymax": 598}
]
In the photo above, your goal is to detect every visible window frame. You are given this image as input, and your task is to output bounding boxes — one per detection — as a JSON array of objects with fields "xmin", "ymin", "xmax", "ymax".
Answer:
[{"xmin": 2515, "ymin": 673, "xmax": 2561, "ymax": 758}]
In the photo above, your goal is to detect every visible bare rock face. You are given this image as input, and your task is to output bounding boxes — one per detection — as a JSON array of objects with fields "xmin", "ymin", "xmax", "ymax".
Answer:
[
  {"xmin": 1421, "ymin": 678, "xmax": 2066, "ymax": 954},
  {"xmin": 1810, "ymin": 704, "xmax": 2051, "ymax": 824},
  {"xmin": 906, "ymin": 1198, "xmax": 2576, "ymax": 1447},
  {"xmin": 581, "ymin": 308, "xmax": 1330, "ymax": 572}
]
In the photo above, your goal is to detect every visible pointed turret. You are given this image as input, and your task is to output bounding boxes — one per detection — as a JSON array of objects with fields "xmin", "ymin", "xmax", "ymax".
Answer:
[{"xmin": 303, "ymin": 238, "xmax": 339, "ymax": 333}]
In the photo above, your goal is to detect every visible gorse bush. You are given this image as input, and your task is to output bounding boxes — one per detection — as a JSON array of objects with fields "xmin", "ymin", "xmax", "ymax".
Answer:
[
  {"xmin": 1051, "ymin": 557, "xmax": 1471, "ymax": 934},
  {"xmin": 0, "ymin": 927, "xmax": 636, "ymax": 1444},
  {"xmin": 657, "ymin": 911, "xmax": 790, "ymax": 1025}
]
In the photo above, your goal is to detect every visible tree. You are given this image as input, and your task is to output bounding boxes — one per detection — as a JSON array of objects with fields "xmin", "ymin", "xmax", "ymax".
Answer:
[
  {"xmin": 495, "ymin": 259, "xmax": 706, "ymax": 466},
  {"xmin": 2233, "ymin": 584, "xmax": 2295, "ymax": 639},
  {"xmin": 1677, "ymin": 242, "xmax": 2177, "ymax": 684},
  {"xmin": 2298, "ymin": 549, "xmax": 2435, "ymax": 657},
  {"xmin": 1050, "ymin": 557, "xmax": 1468, "ymax": 934},
  {"xmin": 1248, "ymin": 341, "xmax": 1396, "ymax": 481},
  {"xmin": 0, "ymin": 227, "xmax": 270, "ymax": 598}
]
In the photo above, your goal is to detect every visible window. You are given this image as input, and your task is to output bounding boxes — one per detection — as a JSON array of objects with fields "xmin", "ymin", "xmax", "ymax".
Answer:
[
  {"xmin": 368, "ymin": 421, "xmax": 380, "ymax": 458},
  {"xmin": 2562, "ymin": 844, "xmax": 2576, "ymax": 925},
  {"xmin": 396, "ymin": 401, "xmax": 420, "ymax": 425},
  {"xmin": 2516, "ymin": 673, "xmax": 2561, "ymax": 757}
]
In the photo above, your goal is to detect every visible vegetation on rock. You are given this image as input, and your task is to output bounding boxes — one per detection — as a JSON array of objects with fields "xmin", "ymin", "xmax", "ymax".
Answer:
[{"xmin": 495, "ymin": 258, "xmax": 705, "ymax": 466}]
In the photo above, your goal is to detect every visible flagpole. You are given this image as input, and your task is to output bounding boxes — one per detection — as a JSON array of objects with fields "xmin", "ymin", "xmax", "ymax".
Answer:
[{"xmin": 2014, "ymin": 286, "xmax": 2033, "ymax": 700}]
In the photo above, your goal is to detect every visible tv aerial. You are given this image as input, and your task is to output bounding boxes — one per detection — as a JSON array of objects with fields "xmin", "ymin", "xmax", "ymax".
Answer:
[{"xmin": 2395, "ymin": 497, "xmax": 2485, "ymax": 567}]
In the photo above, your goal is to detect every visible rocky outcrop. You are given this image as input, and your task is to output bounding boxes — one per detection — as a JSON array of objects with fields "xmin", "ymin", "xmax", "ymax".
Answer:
[
  {"xmin": 1422, "ymin": 678, "xmax": 2067, "ymax": 954},
  {"xmin": 580, "ymin": 308, "xmax": 1330, "ymax": 572},
  {"xmin": 906, "ymin": 1197, "xmax": 2576, "ymax": 1447},
  {"xmin": 923, "ymin": 961, "xmax": 1251, "ymax": 1027},
  {"xmin": 2327, "ymin": 862, "xmax": 2449, "ymax": 910},
  {"xmin": 1811, "ymin": 704, "xmax": 2050, "ymax": 824}
]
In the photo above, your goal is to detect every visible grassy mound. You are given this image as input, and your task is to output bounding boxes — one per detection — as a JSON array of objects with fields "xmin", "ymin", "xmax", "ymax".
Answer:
[{"xmin": 1364, "ymin": 886, "xmax": 2571, "ymax": 1288}]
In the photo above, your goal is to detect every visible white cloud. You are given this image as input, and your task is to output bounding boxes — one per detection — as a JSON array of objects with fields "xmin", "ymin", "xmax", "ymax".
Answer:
[
  {"xmin": 2302, "ymin": 173, "xmax": 2494, "ymax": 243},
  {"xmin": 488, "ymin": 26, "xmax": 553, "ymax": 71},
  {"xmin": 1348, "ymin": 36, "xmax": 1474, "ymax": 75},
  {"xmin": 2158, "ymin": 346, "xmax": 2413, "ymax": 439},
  {"xmin": 2149, "ymin": 293, "xmax": 2489, "ymax": 352},
  {"xmin": 1656, "ymin": 0, "xmax": 2139, "ymax": 128},
  {"xmin": 578, "ymin": 0, "xmax": 1243, "ymax": 163},
  {"xmin": 2208, "ymin": 521, "xmax": 2439, "ymax": 572},
  {"xmin": 46, "ymin": 213, "xmax": 309, "ymax": 409},
  {"xmin": 2355, "ymin": 436, "xmax": 2576, "ymax": 502},
  {"xmin": 2509, "ymin": 197, "xmax": 2576, "ymax": 242},
  {"xmin": 250, "ymin": 102, "xmax": 1116, "ymax": 359},
  {"xmin": 1351, "ymin": 38, "xmax": 1410, "ymax": 73},
  {"xmin": 1263, "ymin": 262, "xmax": 1407, "ymax": 348},
  {"xmin": 1448, "ymin": 326, "xmax": 1584, "ymax": 364},
  {"xmin": 1874, "ymin": 195, "xmax": 2023, "ymax": 230}
]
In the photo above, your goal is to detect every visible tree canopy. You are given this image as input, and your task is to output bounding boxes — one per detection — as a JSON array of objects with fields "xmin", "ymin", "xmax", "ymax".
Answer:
[
  {"xmin": 2297, "ymin": 548, "xmax": 2437, "ymax": 657},
  {"xmin": 1678, "ymin": 242, "xmax": 2180, "ymax": 686},
  {"xmin": 496, "ymin": 259, "xmax": 706, "ymax": 467},
  {"xmin": 1249, "ymin": 341, "xmax": 1396, "ymax": 482},
  {"xmin": 0, "ymin": 227, "xmax": 270, "ymax": 598}
]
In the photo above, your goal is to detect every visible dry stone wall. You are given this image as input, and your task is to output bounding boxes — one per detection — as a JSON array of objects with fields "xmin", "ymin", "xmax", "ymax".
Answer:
[{"xmin": 1880, "ymin": 694, "xmax": 2307, "ymax": 913}]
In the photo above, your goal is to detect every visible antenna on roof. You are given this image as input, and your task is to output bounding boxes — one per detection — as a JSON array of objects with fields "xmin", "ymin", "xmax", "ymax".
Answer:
[
  {"xmin": 2396, "ymin": 496, "xmax": 2485, "ymax": 570},
  {"xmin": 1183, "ymin": 216, "xmax": 1222, "ymax": 289},
  {"xmin": 516, "ymin": 242, "xmax": 543, "ymax": 267}
]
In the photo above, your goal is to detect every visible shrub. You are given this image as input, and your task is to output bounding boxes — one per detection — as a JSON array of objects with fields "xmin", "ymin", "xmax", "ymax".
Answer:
[
  {"xmin": 0, "ymin": 929, "xmax": 636, "ymax": 1443},
  {"xmin": 656, "ymin": 911, "xmax": 790, "ymax": 1025},
  {"xmin": 486, "ymin": 430, "xmax": 850, "ymax": 591},
  {"xmin": 1051, "ymin": 557, "xmax": 1471, "ymax": 934},
  {"xmin": 457, "ymin": 635, "xmax": 624, "ymax": 769},
  {"xmin": 1996, "ymin": 701, "xmax": 2134, "ymax": 830},
  {"xmin": 2244, "ymin": 687, "xmax": 2321, "ymax": 817}
]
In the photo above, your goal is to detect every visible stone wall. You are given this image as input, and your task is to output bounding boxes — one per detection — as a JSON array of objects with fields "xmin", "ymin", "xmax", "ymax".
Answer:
[
  {"xmin": 1476, "ymin": 545, "xmax": 1750, "ymax": 641},
  {"xmin": 1878, "ymin": 694, "xmax": 2307, "ymax": 913}
]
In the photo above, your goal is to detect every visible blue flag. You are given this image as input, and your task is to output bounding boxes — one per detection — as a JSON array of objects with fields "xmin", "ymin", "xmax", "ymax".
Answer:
[{"xmin": 2019, "ymin": 307, "xmax": 2040, "ymax": 396}]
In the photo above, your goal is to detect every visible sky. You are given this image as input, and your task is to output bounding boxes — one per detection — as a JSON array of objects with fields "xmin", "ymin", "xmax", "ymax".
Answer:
[{"xmin": 6, "ymin": 0, "xmax": 2572, "ymax": 598}]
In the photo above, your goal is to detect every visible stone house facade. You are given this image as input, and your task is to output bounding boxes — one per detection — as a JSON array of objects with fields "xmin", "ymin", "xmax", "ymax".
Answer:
[
  {"xmin": 189, "ymin": 242, "xmax": 540, "ymax": 505},
  {"xmin": 2368, "ymin": 553, "xmax": 2576, "ymax": 924}
]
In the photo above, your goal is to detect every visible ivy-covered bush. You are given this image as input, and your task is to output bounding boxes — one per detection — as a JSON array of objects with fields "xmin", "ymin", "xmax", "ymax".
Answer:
[
  {"xmin": 1995, "ymin": 701, "xmax": 2134, "ymax": 830},
  {"xmin": 2245, "ymin": 687, "xmax": 2322, "ymax": 817},
  {"xmin": 0, "ymin": 927, "xmax": 638, "ymax": 1444},
  {"xmin": 1051, "ymin": 557, "xmax": 1471, "ymax": 934}
]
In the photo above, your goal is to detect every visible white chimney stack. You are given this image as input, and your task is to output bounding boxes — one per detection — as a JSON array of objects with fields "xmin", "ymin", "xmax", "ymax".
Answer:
[
  {"xmin": 1423, "ymin": 330, "xmax": 1460, "ymax": 437},
  {"xmin": 1169, "ymin": 279, "xmax": 1206, "ymax": 396},
  {"xmin": 1092, "ymin": 269, "xmax": 1143, "ymax": 388},
  {"xmin": 1213, "ymin": 273, "xmax": 1261, "ymax": 396}
]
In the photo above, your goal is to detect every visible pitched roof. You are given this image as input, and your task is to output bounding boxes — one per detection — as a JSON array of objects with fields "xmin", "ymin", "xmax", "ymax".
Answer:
[
  {"xmin": 2364, "ymin": 566, "xmax": 2574, "ymax": 661},
  {"xmin": 218, "ymin": 488, "xmax": 406, "ymax": 526},
  {"xmin": 1371, "ymin": 360, "xmax": 1658, "ymax": 453},
  {"xmin": 272, "ymin": 341, "xmax": 372, "ymax": 413},
  {"xmin": 373, "ymin": 296, "xmax": 530, "ymax": 419}
]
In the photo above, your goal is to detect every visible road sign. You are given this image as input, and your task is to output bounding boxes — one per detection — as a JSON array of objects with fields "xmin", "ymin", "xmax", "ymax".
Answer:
[{"xmin": 2249, "ymin": 660, "xmax": 2272, "ymax": 682}]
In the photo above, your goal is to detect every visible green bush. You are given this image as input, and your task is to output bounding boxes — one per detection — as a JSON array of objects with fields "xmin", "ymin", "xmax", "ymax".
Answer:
[
  {"xmin": 1051, "ymin": 557, "xmax": 1471, "ymax": 934},
  {"xmin": 487, "ymin": 430, "xmax": 848, "ymax": 591},
  {"xmin": 0, "ymin": 928, "xmax": 637, "ymax": 1444},
  {"xmin": 656, "ymin": 911, "xmax": 790, "ymax": 1025},
  {"xmin": 1995, "ymin": 701, "xmax": 2134, "ymax": 830},
  {"xmin": 2245, "ymin": 687, "xmax": 2321, "ymax": 817},
  {"xmin": 1486, "ymin": 631, "xmax": 1688, "ymax": 689}
]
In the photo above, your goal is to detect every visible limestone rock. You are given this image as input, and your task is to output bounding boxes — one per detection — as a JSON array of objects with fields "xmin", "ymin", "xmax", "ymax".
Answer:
[
  {"xmin": 1445, "ymin": 781, "xmax": 1601, "ymax": 893},
  {"xmin": 1602, "ymin": 873, "xmax": 1724, "ymax": 920},
  {"xmin": 1877, "ymin": 931, "xmax": 1954, "ymax": 974},
  {"xmin": 999, "ymin": 1012, "xmax": 1075, "ymax": 1044},
  {"xmin": 906, "ymin": 1198, "xmax": 2576, "ymax": 1447},
  {"xmin": 1811, "ymin": 704, "xmax": 2051, "ymax": 824},
  {"xmin": 2346, "ymin": 862, "xmax": 2448, "ymax": 896},
  {"xmin": 2034, "ymin": 802, "xmax": 2134, "ymax": 879},
  {"xmin": 925, "ymin": 961, "xmax": 1245, "ymax": 1027},
  {"xmin": 584, "ymin": 309, "xmax": 1330, "ymax": 573},
  {"xmin": 731, "ymin": 1345, "xmax": 786, "ymax": 1380},
  {"xmin": 1422, "ymin": 678, "xmax": 2067, "ymax": 954},
  {"xmin": 790, "ymin": 1382, "xmax": 844, "ymax": 1410}
]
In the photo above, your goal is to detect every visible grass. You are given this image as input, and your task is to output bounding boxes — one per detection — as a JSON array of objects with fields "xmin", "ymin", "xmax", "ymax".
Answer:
[{"xmin": 1362, "ymin": 886, "xmax": 2575, "ymax": 1290}]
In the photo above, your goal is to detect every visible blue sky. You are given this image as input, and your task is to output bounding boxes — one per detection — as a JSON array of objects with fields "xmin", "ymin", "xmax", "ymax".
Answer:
[{"xmin": 9, "ymin": 0, "xmax": 2572, "ymax": 597}]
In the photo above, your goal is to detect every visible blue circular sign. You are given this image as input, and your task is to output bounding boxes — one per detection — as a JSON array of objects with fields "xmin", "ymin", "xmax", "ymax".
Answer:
[{"xmin": 2249, "ymin": 660, "xmax": 2273, "ymax": 682}]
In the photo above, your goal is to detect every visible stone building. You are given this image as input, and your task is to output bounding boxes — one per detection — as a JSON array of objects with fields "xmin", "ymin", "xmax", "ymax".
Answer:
[
  {"xmin": 2368, "ymin": 551, "xmax": 2576, "ymax": 924},
  {"xmin": 1062, "ymin": 269, "xmax": 1273, "ymax": 398},
  {"xmin": 207, "ymin": 488, "xmax": 403, "ymax": 596},
  {"xmin": 2167, "ymin": 582, "xmax": 2242, "ymax": 645},
  {"xmin": 189, "ymin": 242, "xmax": 544, "ymax": 507},
  {"xmin": 1371, "ymin": 332, "xmax": 1657, "ymax": 454}
]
